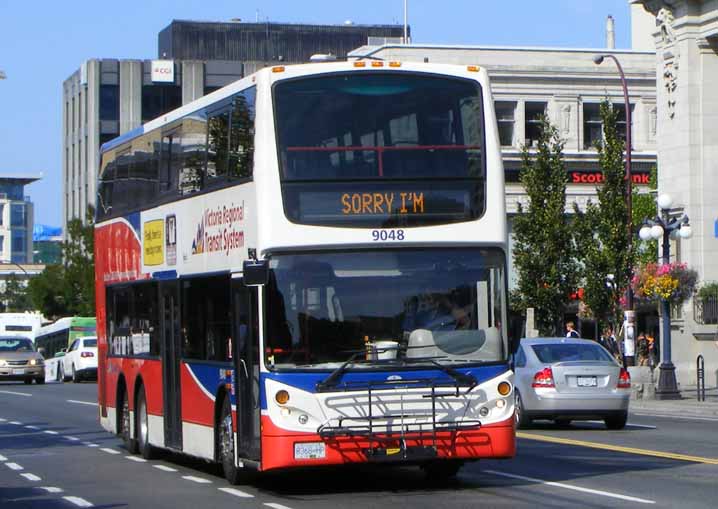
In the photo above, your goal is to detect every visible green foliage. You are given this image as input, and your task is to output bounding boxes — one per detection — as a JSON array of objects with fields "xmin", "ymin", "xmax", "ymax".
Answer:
[
  {"xmin": 698, "ymin": 281, "xmax": 718, "ymax": 300},
  {"xmin": 0, "ymin": 274, "xmax": 33, "ymax": 312},
  {"xmin": 512, "ymin": 117, "xmax": 578, "ymax": 335},
  {"xmin": 28, "ymin": 206, "xmax": 96, "ymax": 319},
  {"xmin": 632, "ymin": 166, "xmax": 658, "ymax": 266},
  {"xmin": 574, "ymin": 100, "xmax": 635, "ymax": 328}
]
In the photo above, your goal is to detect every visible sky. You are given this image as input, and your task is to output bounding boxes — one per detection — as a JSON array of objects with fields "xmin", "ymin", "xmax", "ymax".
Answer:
[{"xmin": 0, "ymin": 0, "xmax": 634, "ymax": 227}]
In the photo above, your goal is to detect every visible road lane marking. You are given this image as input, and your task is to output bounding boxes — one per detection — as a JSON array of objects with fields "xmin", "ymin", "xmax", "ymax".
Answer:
[
  {"xmin": 482, "ymin": 469, "xmax": 655, "ymax": 504},
  {"xmin": 21, "ymin": 473, "xmax": 41, "ymax": 481},
  {"xmin": 632, "ymin": 412, "xmax": 718, "ymax": 423},
  {"xmin": 100, "ymin": 448, "xmax": 121, "ymax": 455},
  {"xmin": 5, "ymin": 462, "xmax": 23, "ymax": 470},
  {"xmin": 219, "ymin": 487, "xmax": 255, "ymax": 498},
  {"xmin": 0, "ymin": 454, "xmax": 6, "ymax": 461},
  {"xmin": 517, "ymin": 431, "xmax": 718, "ymax": 465},
  {"xmin": 153, "ymin": 465, "xmax": 178, "ymax": 472},
  {"xmin": 0, "ymin": 390, "xmax": 31, "ymax": 397},
  {"xmin": 182, "ymin": 475, "xmax": 212, "ymax": 484},
  {"xmin": 64, "ymin": 436, "xmax": 81, "ymax": 441},
  {"xmin": 125, "ymin": 456, "xmax": 147, "ymax": 462},
  {"xmin": 63, "ymin": 496, "xmax": 94, "ymax": 507},
  {"xmin": 25, "ymin": 425, "xmax": 40, "ymax": 430},
  {"xmin": 0, "ymin": 418, "xmax": 6, "ymax": 421},
  {"xmin": 9, "ymin": 421, "xmax": 22, "ymax": 425},
  {"xmin": 43, "ymin": 430, "xmax": 59, "ymax": 435},
  {"xmin": 67, "ymin": 400, "xmax": 98, "ymax": 407},
  {"xmin": 83, "ymin": 442, "xmax": 99, "ymax": 447},
  {"xmin": 40, "ymin": 486, "xmax": 63, "ymax": 493},
  {"xmin": 264, "ymin": 503, "xmax": 294, "ymax": 509},
  {"xmin": 584, "ymin": 420, "xmax": 657, "ymax": 429}
]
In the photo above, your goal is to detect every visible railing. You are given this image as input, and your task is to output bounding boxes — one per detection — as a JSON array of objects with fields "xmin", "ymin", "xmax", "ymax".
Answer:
[
  {"xmin": 694, "ymin": 295, "xmax": 718, "ymax": 325},
  {"xmin": 697, "ymin": 354, "xmax": 705, "ymax": 402}
]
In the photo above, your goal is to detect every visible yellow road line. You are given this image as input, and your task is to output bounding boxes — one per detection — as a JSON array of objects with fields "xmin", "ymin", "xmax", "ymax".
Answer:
[{"xmin": 517, "ymin": 432, "xmax": 718, "ymax": 465}]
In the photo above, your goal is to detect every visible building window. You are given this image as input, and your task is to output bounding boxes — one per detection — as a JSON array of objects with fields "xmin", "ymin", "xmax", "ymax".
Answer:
[
  {"xmin": 525, "ymin": 102, "xmax": 547, "ymax": 148},
  {"xmin": 141, "ymin": 85, "xmax": 182, "ymax": 123},
  {"xmin": 583, "ymin": 102, "xmax": 634, "ymax": 150},
  {"xmin": 10, "ymin": 204, "xmax": 26, "ymax": 227},
  {"xmin": 100, "ymin": 84, "xmax": 119, "ymax": 121},
  {"xmin": 11, "ymin": 230, "xmax": 26, "ymax": 262},
  {"xmin": 495, "ymin": 101, "xmax": 516, "ymax": 147},
  {"xmin": 0, "ymin": 204, "xmax": 4, "ymax": 226}
]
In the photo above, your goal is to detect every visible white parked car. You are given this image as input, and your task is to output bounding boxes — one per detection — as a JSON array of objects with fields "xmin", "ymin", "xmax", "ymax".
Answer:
[{"xmin": 60, "ymin": 336, "xmax": 98, "ymax": 382}]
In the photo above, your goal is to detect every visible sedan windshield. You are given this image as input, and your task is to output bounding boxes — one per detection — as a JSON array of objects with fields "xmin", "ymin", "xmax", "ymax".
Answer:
[
  {"xmin": 0, "ymin": 338, "xmax": 35, "ymax": 352},
  {"xmin": 264, "ymin": 248, "xmax": 506, "ymax": 369}
]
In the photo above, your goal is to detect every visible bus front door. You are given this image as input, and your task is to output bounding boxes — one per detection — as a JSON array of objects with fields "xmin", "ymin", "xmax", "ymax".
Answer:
[
  {"xmin": 232, "ymin": 280, "xmax": 260, "ymax": 461},
  {"xmin": 160, "ymin": 281, "xmax": 182, "ymax": 450}
]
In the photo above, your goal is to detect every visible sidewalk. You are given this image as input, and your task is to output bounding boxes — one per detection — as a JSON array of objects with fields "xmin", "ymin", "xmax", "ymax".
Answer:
[{"xmin": 629, "ymin": 386, "xmax": 718, "ymax": 418}]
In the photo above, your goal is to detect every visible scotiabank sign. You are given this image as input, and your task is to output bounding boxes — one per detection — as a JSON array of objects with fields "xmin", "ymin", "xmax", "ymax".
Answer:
[
  {"xmin": 570, "ymin": 171, "xmax": 650, "ymax": 185},
  {"xmin": 151, "ymin": 60, "xmax": 174, "ymax": 83}
]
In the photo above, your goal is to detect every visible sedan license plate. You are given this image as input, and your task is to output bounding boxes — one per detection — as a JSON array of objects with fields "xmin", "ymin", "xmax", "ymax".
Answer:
[
  {"xmin": 577, "ymin": 376, "xmax": 597, "ymax": 387},
  {"xmin": 294, "ymin": 442, "xmax": 326, "ymax": 460},
  {"xmin": 12, "ymin": 368, "xmax": 25, "ymax": 375}
]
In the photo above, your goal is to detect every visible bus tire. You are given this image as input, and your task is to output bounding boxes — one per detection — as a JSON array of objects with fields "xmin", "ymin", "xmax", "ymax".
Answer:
[
  {"xmin": 136, "ymin": 387, "xmax": 158, "ymax": 460},
  {"xmin": 218, "ymin": 396, "xmax": 242, "ymax": 485},
  {"xmin": 422, "ymin": 459, "xmax": 463, "ymax": 481},
  {"xmin": 119, "ymin": 385, "xmax": 138, "ymax": 454}
]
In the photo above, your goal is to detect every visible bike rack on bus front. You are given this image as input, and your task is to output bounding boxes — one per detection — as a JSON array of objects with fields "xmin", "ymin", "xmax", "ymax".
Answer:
[{"xmin": 316, "ymin": 377, "xmax": 482, "ymax": 462}]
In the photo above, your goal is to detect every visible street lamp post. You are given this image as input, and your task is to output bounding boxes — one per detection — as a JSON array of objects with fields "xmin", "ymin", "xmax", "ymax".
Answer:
[
  {"xmin": 638, "ymin": 194, "xmax": 692, "ymax": 400},
  {"xmin": 593, "ymin": 54, "xmax": 635, "ymax": 365}
]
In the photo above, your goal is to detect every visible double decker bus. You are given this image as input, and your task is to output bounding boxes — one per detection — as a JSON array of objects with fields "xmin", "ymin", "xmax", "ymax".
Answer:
[{"xmin": 95, "ymin": 59, "xmax": 514, "ymax": 482}]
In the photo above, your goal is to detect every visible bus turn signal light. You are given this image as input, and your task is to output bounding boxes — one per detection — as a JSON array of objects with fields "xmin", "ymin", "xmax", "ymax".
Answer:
[
  {"xmin": 272, "ymin": 66, "xmax": 285, "ymax": 73},
  {"xmin": 497, "ymin": 381, "xmax": 511, "ymax": 396},
  {"xmin": 467, "ymin": 65, "xmax": 480, "ymax": 72},
  {"xmin": 275, "ymin": 390, "xmax": 290, "ymax": 405}
]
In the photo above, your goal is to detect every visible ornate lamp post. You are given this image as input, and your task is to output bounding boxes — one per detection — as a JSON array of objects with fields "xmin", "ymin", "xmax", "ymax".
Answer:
[
  {"xmin": 638, "ymin": 193, "xmax": 692, "ymax": 400},
  {"xmin": 593, "ymin": 54, "xmax": 636, "ymax": 365}
]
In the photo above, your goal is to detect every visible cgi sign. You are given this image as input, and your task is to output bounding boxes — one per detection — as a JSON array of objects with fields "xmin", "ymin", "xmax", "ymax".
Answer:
[{"xmin": 151, "ymin": 60, "xmax": 174, "ymax": 83}]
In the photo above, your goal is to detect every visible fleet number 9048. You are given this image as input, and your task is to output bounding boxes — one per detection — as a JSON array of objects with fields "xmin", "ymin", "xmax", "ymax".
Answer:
[{"xmin": 372, "ymin": 229, "xmax": 405, "ymax": 241}]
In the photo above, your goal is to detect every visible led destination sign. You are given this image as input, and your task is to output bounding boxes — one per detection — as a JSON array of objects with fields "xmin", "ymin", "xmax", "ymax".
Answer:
[{"xmin": 282, "ymin": 181, "xmax": 484, "ymax": 228}]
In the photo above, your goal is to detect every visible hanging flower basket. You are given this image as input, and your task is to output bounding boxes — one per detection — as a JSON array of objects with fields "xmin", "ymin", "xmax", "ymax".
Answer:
[{"xmin": 631, "ymin": 262, "xmax": 698, "ymax": 305}]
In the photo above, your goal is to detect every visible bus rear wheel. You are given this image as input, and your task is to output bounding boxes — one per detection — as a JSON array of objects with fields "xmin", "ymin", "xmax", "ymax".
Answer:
[
  {"xmin": 136, "ymin": 388, "xmax": 157, "ymax": 459},
  {"xmin": 119, "ymin": 386, "xmax": 138, "ymax": 454},
  {"xmin": 218, "ymin": 397, "xmax": 242, "ymax": 485}
]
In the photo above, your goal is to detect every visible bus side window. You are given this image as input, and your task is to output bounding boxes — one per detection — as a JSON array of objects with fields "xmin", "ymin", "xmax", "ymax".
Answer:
[{"xmin": 227, "ymin": 88, "xmax": 255, "ymax": 180}]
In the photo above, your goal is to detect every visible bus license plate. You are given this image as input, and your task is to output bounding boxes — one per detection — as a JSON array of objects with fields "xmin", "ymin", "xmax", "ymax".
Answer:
[
  {"xmin": 12, "ymin": 369, "xmax": 25, "ymax": 375},
  {"xmin": 577, "ymin": 376, "xmax": 597, "ymax": 387},
  {"xmin": 294, "ymin": 442, "xmax": 326, "ymax": 460}
]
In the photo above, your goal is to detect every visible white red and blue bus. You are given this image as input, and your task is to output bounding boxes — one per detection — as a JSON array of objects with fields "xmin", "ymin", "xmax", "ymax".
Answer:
[{"xmin": 95, "ymin": 59, "xmax": 514, "ymax": 482}]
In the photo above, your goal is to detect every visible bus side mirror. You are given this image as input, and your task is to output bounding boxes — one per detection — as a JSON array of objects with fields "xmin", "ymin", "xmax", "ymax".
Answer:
[{"xmin": 243, "ymin": 259, "xmax": 268, "ymax": 286}]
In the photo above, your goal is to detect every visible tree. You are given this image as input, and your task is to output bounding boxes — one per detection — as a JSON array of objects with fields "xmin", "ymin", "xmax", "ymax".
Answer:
[
  {"xmin": 632, "ymin": 167, "xmax": 659, "ymax": 267},
  {"xmin": 574, "ymin": 100, "xmax": 634, "ymax": 329},
  {"xmin": 0, "ymin": 274, "xmax": 32, "ymax": 312},
  {"xmin": 513, "ymin": 117, "xmax": 578, "ymax": 335},
  {"xmin": 28, "ymin": 206, "xmax": 96, "ymax": 319}
]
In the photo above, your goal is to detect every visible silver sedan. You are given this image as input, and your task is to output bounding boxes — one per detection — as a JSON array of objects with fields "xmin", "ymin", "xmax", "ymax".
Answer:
[{"xmin": 513, "ymin": 337, "xmax": 630, "ymax": 429}]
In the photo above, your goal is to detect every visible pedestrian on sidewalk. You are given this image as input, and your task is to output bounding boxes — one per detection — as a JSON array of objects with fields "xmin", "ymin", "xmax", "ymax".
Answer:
[
  {"xmin": 636, "ymin": 332, "xmax": 649, "ymax": 366},
  {"xmin": 647, "ymin": 332, "xmax": 658, "ymax": 370},
  {"xmin": 565, "ymin": 321, "xmax": 580, "ymax": 338}
]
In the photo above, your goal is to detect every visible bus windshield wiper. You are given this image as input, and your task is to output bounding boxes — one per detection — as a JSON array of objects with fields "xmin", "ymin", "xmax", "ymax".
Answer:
[
  {"xmin": 401, "ymin": 356, "xmax": 477, "ymax": 388},
  {"xmin": 316, "ymin": 351, "xmax": 364, "ymax": 392}
]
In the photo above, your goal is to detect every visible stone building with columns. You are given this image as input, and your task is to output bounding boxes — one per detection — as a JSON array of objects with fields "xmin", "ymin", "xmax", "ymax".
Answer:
[{"xmin": 632, "ymin": 0, "xmax": 718, "ymax": 386}]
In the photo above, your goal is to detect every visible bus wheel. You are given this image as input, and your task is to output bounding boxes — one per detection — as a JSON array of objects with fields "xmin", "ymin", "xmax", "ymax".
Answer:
[
  {"xmin": 136, "ymin": 388, "xmax": 157, "ymax": 459},
  {"xmin": 119, "ymin": 387, "xmax": 138, "ymax": 454},
  {"xmin": 218, "ymin": 397, "xmax": 242, "ymax": 485},
  {"xmin": 422, "ymin": 459, "xmax": 463, "ymax": 481}
]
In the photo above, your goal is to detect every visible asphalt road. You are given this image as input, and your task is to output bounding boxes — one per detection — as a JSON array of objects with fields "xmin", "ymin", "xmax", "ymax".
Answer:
[{"xmin": 1, "ymin": 381, "xmax": 717, "ymax": 508}]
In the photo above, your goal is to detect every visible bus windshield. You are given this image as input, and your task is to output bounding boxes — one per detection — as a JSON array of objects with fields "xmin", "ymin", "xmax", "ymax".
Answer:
[
  {"xmin": 264, "ymin": 248, "xmax": 506, "ymax": 369},
  {"xmin": 274, "ymin": 72, "xmax": 485, "ymax": 227}
]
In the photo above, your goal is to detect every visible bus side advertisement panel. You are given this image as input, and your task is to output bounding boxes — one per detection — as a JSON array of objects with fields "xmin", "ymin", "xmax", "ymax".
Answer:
[{"xmin": 180, "ymin": 362, "xmax": 232, "ymax": 427}]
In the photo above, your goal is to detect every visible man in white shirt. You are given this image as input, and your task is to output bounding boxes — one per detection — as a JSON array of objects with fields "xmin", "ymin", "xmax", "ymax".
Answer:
[{"xmin": 565, "ymin": 321, "xmax": 580, "ymax": 338}]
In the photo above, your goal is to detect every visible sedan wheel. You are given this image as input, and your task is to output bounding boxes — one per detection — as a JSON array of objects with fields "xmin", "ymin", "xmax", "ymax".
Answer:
[{"xmin": 515, "ymin": 391, "xmax": 531, "ymax": 429}]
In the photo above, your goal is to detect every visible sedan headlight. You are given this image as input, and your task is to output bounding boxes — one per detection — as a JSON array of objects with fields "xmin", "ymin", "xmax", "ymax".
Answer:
[{"xmin": 29, "ymin": 358, "xmax": 44, "ymax": 366}]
